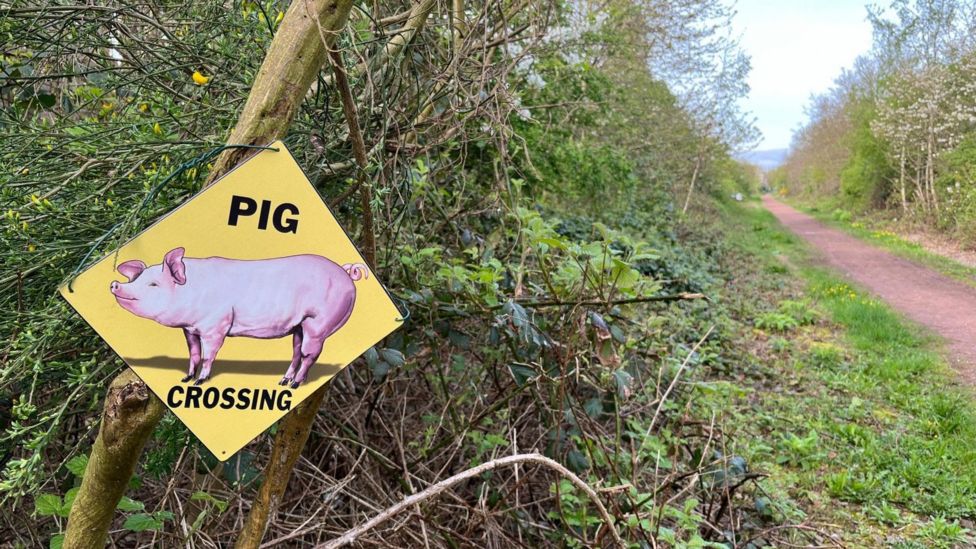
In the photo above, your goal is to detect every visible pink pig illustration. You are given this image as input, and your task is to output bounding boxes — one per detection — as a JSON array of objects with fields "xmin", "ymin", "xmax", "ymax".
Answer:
[{"xmin": 109, "ymin": 247, "xmax": 368, "ymax": 388}]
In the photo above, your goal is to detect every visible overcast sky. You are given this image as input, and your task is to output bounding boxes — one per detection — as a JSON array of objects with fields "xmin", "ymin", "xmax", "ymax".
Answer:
[{"xmin": 732, "ymin": 0, "xmax": 874, "ymax": 150}]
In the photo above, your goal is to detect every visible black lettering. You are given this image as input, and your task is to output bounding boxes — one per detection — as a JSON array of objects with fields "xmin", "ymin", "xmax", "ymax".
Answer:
[
  {"xmin": 167, "ymin": 387, "xmax": 301, "ymax": 410},
  {"xmin": 277, "ymin": 390, "xmax": 293, "ymax": 411},
  {"xmin": 273, "ymin": 203, "xmax": 299, "ymax": 234},
  {"xmin": 260, "ymin": 390, "xmax": 274, "ymax": 410},
  {"xmin": 185, "ymin": 386, "xmax": 202, "ymax": 408},
  {"xmin": 202, "ymin": 387, "xmax": 219, "ymax": 408},
  {"xmin": 228, "ymin": 195, "xmax": 257, "ymax": 226},
  {"xmin": 167, "ymin": 386, "xmax": 184, "ymax": 407},
  {"xmin": 220, "ymin": 388, "xmax": 235, "ymax": 409},
  {"xmin": 257, "ymin": 199, "xmax": 271, "ymax": 230},
  {"xmin": 236, "ymin": 388, "xmax": 251, "ymax": 410}
]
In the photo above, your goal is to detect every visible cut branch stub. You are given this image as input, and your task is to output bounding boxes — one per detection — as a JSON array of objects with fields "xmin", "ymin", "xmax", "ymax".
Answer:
[{"xmin": 63, "ymin": 369, "xmax": 165, "ymax": 549}]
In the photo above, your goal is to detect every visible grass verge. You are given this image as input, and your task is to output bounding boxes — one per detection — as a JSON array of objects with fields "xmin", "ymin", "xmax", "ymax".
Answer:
[
  {"xmin": 790, "ymin": 198, "xmax": 976, "ymax": 288},
  {"xmin": 712, "ymin": 197, "xmax": 976, "ymax": 548}
]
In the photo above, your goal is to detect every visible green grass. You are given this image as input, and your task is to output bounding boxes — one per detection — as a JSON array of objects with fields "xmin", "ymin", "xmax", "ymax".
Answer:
[
  {"xmin": 795, "ymin": 199, "xmax": 976, "ymax": 288},
  {"xmin": 715, "ymin": 197, "xmax": 976, "ymax": 547}
]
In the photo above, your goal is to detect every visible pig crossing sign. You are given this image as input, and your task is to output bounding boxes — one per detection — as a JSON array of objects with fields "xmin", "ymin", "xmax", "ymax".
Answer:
[{"xmin": 60, "ymin": 142, "xmax": 402, "ymax": 458}]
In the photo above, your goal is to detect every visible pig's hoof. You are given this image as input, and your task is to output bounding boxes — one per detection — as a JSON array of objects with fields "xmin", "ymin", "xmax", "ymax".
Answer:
[
  {"xmin": 181, "ymin": 375, "xmax": 194, "ymax": 383},
  {"xmin": 289, "ymin": 381, "xmax": 302, "ymax": 389},
  {"xmin": 278, "ymin": 377, "xmax": 290, "ymax": 386},
  {"xmin": 194, "ymin": 377, "xmax": 208, "ymax": 385}
]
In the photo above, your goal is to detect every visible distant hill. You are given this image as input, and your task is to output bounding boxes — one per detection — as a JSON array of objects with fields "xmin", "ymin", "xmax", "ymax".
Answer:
[{"xmin": 736, "ymin": 148, "xmax": 788, "ymax": 171}]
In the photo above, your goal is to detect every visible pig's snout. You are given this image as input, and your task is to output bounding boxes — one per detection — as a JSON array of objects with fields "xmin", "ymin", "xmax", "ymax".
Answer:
[{"xmin": 110, "ymin": 281, "xmax": 134, "ymax": 300}]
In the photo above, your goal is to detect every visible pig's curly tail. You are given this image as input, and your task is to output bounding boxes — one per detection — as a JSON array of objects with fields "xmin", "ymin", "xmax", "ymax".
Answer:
[{"xmin": 342, "ymin": 263, "xmax": 370, "ymax": 281}]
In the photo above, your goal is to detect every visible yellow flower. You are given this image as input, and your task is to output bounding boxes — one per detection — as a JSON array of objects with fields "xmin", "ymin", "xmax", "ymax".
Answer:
[
  {"xmin": 28, "ymin": 244, "xmax": 35, "ymax": 252},
  {"xmin": 192, "ymin": 71, "xmax": 211, "ymax": 85},
  {"xmin": 139, "ymin": 102, "xmax": 149, "ymax": 112},
  {"xmin": 153, "ymin": 122, "xmax": 162, "ymax": 135},
  {"xmin": 275, "ymin": 11, "xmax": 284, "ymax": 24},
  {"xmin": 106, "ymin": 198, "xmax": 114, "ymax": 207}
]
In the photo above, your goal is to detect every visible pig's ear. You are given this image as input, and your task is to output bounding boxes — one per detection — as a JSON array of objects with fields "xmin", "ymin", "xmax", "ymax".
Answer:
[
  {"xmin": 163, "ymin": 247, "xmax": 187, "ymax": 285},
  {"xmin": 117, "ymin": 260, "xmax": 146, "ymax": 282}
]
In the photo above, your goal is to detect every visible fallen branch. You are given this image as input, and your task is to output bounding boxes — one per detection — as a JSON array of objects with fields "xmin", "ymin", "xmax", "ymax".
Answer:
[
  {"xmin": 317, "ymin": 453, "xmax": 625, "ymax": 548},
  {"xmin": 500, "ymin": 292, "xmax": 709, "ymax": 309}
]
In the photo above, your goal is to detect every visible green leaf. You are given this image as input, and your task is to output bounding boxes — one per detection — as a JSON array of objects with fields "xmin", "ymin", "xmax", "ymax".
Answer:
[
  {"xmin": 536, "ymin": 237, "xmax": 567, "ymax": 250},
  {"xmin": 613, "ymin": 370, "xmax": 634, "ymax": 400},
  {"xmin": 50, "ymin": 534, "xmax": 64, "ymax": 549},
  {"xmin": 63, "ymin": 487, "xmax": 80, "ymax": 510},
  {"xmin": 37, "ymin": 93, "xmax": 56, "ymax": 108},
  {"xmin": 223, "ymin": 451, "xmax": 260, "ymax": 487},
  {"xmin": 363, "ymin": 346, "xmax": 379, "ymax": 367},
  {"xmin": 65, "ymin": 455, "xmax": 88, "ymax": 477},
  {"xmin": 117, "ymin": 496, "xmax": 145, "ymax": 512},
  {"xmin": 379, "ymin": 348, "xmax": 405, "ymax": 368},
  {"xmin": 191, "ymin": 508, "xmax": 209, "ymax": 531},
  {"xmin": 123, "ymin": 513, "xmax": 164, "ymax": 532},
  {"xmin": 567, "ymin": 449, "xmax": 590, "ymax": 473},
  {"xmin": 508, "ymin": 363, "xmax": 536, "ymax": 386},
  {"xmin": 192, "ymin": 490, "xmax": 228, "ymax": 513},
  {"xmin": 583, "ymin": 397, "xmax": 604, "ymax": 418},
  {"xmin": 34, "ymin": 493, "xmax": 62, "ymax": 516},
  {"xmin": 371, "ymin": 360, "xmax": 391, "ymax": 380}
]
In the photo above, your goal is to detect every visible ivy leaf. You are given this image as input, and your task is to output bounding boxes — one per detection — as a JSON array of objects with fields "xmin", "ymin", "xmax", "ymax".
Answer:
[
  {"xmin": 613, "ymin": 370, "xmax": 634, "ymax": 400},
  {"xmin": 223, "ymin": 451, "xmax": 260, "ymax": 487},
  {"xmin": 508, "ymin": 363, "xmax": 536, "ymax": 386},
  {"xmin": 567, "ymin": 449, "xmax": 590, "ymax": 473},
  {"xmin": 584, "ymin": 397, "xmax": 604, "ymax": 418},
  {"xmin": 49, "ymin": 534, "xmax": 64, "ymax": 549},
  {"xmin": 37, "ymin": 93, "xmax": 56, "ymax": 108},
  {"xmin": 588, "ymin": 311, "xmax": 609, "ymax": 333}
]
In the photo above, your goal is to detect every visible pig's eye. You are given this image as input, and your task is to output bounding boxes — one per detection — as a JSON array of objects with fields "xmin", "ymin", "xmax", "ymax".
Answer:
[{"xmin": 148, "ymin": 282, "xmax": 158, "ymax": 287}]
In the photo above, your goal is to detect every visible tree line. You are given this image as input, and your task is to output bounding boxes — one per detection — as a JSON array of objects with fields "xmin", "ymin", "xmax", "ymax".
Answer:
[{"xmin": 775, "ymin": 0, "xmax": 976, "ymax": 243}]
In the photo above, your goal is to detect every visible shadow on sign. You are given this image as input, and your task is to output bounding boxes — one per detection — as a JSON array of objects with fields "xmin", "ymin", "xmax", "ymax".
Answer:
[{"xmin": 128, "ymin": 356, "xmax": 344, "ymax": 384}]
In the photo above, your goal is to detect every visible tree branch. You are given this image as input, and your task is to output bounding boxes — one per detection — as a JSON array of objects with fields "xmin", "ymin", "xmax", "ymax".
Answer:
[
  {"xmin": 63, "ymin": 370, "xmax": 165, "ymax": 549},
  {"xmin": 317, "ymin": 453, "xmax": 625, "ymax": 548}
]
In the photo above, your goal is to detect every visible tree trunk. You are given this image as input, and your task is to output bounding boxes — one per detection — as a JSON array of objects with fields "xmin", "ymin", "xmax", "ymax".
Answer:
[
  {"xmin": 63, "ymin": 2, "xmax": 353, "ymax": 546},
  {"xmin": 228, "ymin": 2, "xmax": 356, "ymax": 548},
  {"xmin": 899, "ymin": 146, "xmax": 907, "ymax": 214},
  {"xmin": 208, "ymin": 0, "xmax": 354, "ymax": 182},
  {"xmin": 63, "ymin": 370, "xmax": 165, "ymax": 549},
  {"xmin": 682, "ymin": 150, "xmax": 703, "ymax": 215},
  {"xmin": 234, "ymin": 387, "xmax": 330, "ymax": 548},
  {"xmin": 928, "ymin": 129, "xmax": 938, "ymax": 213}
]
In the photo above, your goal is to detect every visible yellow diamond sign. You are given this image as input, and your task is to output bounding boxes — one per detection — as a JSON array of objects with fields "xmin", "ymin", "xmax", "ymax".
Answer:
[{"xmin": 60, "ymin": 142, "xmax": 401, "ymax": 458}]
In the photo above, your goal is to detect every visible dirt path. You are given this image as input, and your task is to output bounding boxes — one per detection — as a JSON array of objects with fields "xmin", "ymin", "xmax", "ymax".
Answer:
[{"xmin": 762, "ymin": 195, "xmax": 976, "ymax": 384}]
